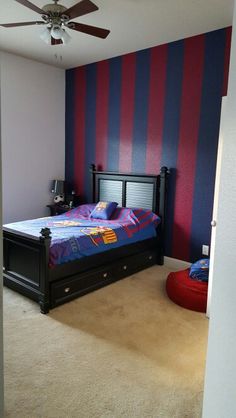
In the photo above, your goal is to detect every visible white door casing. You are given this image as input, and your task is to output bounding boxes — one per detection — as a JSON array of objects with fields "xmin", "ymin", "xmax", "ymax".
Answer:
[{"xmin": 206, "ymin": 97, "xmax": 226, "ymax": 317}]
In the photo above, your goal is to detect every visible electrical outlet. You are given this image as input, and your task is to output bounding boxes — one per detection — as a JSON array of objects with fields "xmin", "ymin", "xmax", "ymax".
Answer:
[{"xmin": 202, "ymin": 245, "xmax": 209, "ymax": 256}]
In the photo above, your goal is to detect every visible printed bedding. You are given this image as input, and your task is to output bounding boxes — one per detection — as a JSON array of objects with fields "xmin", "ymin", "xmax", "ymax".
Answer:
[{"xmin": 4, "ymin": 204, "xmax": 160, "ymax": 267}]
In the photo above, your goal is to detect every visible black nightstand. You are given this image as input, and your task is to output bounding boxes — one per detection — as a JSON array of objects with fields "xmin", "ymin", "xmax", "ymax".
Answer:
[{"xmin": 47, "ymin": 204, "xmax": 74, "ymax": 216}]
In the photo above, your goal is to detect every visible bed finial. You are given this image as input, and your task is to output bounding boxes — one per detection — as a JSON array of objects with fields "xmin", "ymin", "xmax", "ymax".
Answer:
[
  {"xmin": 40, "ymin": 227, "xmax": 51, "ymax": 240},
  {"xmin": 90, "ymin": 163, "xmax": 96, "ymax": 173},
  {"xmin": 160, "ymin": 166, "xmax": 168, "ymax": 175}
]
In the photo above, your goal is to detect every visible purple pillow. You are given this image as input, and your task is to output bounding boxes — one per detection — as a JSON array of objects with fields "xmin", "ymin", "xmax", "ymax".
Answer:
[
  {"xmin": 90, "ymin": 201, "xmax": 118, "ymax": 220},
  {"xmin": 66, "ymin": 204, "xmax": 96, "ymax": 219}
]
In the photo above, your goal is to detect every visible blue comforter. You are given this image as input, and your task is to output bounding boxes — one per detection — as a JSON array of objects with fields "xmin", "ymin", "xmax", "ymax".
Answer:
[{"xmin": 4, "ymin": 204, "xmax": 160, "ymax": 267}]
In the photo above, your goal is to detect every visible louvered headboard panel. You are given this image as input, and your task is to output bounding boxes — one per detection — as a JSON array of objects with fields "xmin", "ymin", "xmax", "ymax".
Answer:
[
  {"xmin": 90, "ymin": 164, "xmax": 168, "ymax": 218},
  {"xmin": 126, "ymin": 182, "xmax": 154, "ymax": 210},
  {"xmin": 99, "ymin": 179, "xmax": 123, "ymax": 206}
]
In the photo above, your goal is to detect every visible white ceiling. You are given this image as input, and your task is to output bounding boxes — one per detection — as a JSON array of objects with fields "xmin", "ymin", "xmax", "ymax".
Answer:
[{"xmin": 0, "ymin": 0, "xmax": 234, "ymax": 69}]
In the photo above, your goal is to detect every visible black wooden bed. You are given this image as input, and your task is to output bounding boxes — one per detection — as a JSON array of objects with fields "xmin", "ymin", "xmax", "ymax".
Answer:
[{"xmin": 3, "ymin": 165, "xmax": 168, "ymax": 313}]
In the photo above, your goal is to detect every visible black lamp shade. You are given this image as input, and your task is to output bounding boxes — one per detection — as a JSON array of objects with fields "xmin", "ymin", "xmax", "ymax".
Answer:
[{"xmin": 51, "ymin": 180, "xmax": 65, "ymax": 195}]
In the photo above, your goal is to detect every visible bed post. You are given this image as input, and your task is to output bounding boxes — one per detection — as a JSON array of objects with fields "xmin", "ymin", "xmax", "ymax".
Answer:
[
  {"xmin": 90, "ymin": 163, "xmax": 96, "ymax": 202},
  {"xmin": 39, "ymin": 227, "xmax": 51, "ymax": 314},
  {"xmin": 158, "ymin": 166, "xmax": 169, "ymax": 265}
]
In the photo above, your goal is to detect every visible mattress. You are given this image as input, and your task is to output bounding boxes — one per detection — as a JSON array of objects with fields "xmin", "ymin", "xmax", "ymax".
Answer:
[{"xmin": 4, "ymin": 204, "xmax": 160, "ymax": 267}]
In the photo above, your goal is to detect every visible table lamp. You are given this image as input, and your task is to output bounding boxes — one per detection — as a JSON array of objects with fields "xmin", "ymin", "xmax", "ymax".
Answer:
[{"xmin": 51, "ymin": 180, "xmax": 65, "ymax": 203}]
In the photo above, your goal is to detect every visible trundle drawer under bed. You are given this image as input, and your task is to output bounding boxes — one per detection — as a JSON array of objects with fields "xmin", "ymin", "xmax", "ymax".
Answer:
[{"xmin": 50, "ymin": 249, "xmax": 157, "ymax": 308}]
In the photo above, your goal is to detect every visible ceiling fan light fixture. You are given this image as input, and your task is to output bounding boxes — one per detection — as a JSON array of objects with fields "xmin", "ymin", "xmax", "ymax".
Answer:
[
  {"xmin": 61, "ymin": 28, "xmax": 71, "ymax": 44},
  {"xmin": 40, "ymin": 26, "xmax": 51, "ymax": 44},
  {"xmin": 51, "ymin": 24, "xmax": 63, "ymax": 40},
  {"xmin": 2, "ymin": 0, "xmax": 110, "ymax": 46}
]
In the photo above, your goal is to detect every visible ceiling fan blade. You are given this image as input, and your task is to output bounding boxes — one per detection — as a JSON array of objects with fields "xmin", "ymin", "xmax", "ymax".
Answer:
[
  {"xmin": 69, "ymin": 22, "xmax": 110, "ymax": 39},
  {"xmin": 51, "ymin": 37, "xmax": 63, "ymax": 45},
  {"xmin": 63, "ymin": 0, "xmax": 98, "ymax": 20},
  {"xmin": 0, "ymin": 21, "xmax": 45, "ymax": 27},
  {"xmin": 14, "ymin": 0, "xmax": 46, "ymax": 15}
]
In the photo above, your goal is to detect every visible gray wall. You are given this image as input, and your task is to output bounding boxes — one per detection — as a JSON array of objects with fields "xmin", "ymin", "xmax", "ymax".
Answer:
[{"xmin": 0, "ymin": 52, "xmax": 65, "ymax": 223}]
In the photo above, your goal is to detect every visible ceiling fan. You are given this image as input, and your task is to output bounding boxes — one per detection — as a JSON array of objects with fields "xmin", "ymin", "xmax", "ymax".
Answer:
[{"xmin": 0, "ymin": 0, "xmax": 110, "ymax": 45}]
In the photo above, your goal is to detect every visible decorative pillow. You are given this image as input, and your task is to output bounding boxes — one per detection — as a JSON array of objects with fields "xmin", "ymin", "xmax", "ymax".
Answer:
[
  {"xmin": 189, "ymin": 258, "xmax": 210, "ymax": 282},
  {"xmin": 90, "ymin": 201, "xmax": 118, "ymax": 220},
  {"xmin": 66, "ymin": 204, "xmax": 96, "ymax": 219}
]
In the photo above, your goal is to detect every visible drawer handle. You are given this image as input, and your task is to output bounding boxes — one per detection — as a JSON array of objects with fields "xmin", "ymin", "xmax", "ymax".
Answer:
[
  {"xmin": 103, "ymin": 272, "xmax": 108, "ymax": 278},
  {"xmin": 64, "ymin": 287, "xmax": 70, "ymax": 293},
  {"xmin": 123, "ymin": 265, "xmax": 127, "ymax": 270},
  {"xmin": 148, "ymin": 255, "xmax": 153, "ymax": 260}
]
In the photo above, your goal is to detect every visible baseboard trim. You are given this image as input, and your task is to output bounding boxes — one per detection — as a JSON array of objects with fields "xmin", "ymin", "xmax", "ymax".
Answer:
[{"xmin": 164, "ymin": 256, "xmax": 191, "ymax": 271}]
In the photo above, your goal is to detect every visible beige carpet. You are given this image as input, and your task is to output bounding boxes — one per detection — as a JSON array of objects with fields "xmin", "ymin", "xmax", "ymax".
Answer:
[{"xmin": 3, "ymin": 265, "xmax": 208, "ymax": 418}]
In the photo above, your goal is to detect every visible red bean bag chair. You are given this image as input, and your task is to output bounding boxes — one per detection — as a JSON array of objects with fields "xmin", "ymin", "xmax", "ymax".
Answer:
[{"xmin": 166, "ymin": 269, "xmax": 208, "ymax": 313}]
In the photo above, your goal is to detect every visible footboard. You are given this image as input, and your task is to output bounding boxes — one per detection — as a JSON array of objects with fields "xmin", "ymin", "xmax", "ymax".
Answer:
[
  {"xmin": 3, "ymin": 227, "xmax": 51, "ymax": 313},
  {"xmin": 3, "ymin": 230, "xmax": 160, "ymax": 314}
]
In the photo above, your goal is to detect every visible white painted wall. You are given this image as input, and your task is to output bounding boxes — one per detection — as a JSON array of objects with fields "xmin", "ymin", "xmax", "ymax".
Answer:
[
  {"xmin": 0, "ymin": 52, "xmax": 65, "ymax": 223},
  {"xmin": 202, "ymin": 1, "xmax": 236, "ymax": 416}
]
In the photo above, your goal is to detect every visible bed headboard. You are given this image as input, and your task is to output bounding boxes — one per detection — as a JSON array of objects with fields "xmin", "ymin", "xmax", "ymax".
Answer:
[{"xmin": 90, "ymin": 165, "xmax": 168, "ymax": 232}]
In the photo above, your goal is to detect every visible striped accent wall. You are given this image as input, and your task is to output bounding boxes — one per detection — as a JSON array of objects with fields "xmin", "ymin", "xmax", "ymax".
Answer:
[{"xmin": 65, "ymin": 27, "xmax": 231, "ymax": 262}]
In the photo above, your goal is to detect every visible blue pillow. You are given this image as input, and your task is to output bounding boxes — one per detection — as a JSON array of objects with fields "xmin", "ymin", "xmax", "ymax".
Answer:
[
  {"xmin": 189, "ymin": 258, "xmax": 210, "ymax": 282},
  {"xmin": 90, "ymin": 201, "xmax": 118, "ymax": 220}
]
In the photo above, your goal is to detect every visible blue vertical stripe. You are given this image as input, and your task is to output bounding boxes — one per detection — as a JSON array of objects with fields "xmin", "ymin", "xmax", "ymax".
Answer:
[
  {"xmin": 190, "ymin": 29, "xmax": 226, "ymax": 261},
  {"xmin": 65, "ymin": 28, "xmax": 229, "ymax": 263},
  {"xmin": 107, "ymin": 57, "xmax": 122, "ymax": 171},
  {"xmin": 132, "ymin": 49, "xmax": 151, "ymax": 172},
  {"xmin": 84, "ymin": 63, "xmax": 97, "ymax": 202},
  {"xmin": 161, "ymin": 40, "xmax": 184, "ymax": 256},
  {"xmin": 65, "ymin": 69, "xmax": 75, "ymax": 187}
]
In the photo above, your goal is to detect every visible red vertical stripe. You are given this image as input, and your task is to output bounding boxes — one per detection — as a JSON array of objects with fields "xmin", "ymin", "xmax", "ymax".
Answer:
[
  {"xmin": 119, "ymin": 53, "xmax": 136, "ymax": 172},
  {"xmin": 146, "ymin": 44, "xmax": 168, "ymax": 174},
  {"xmin": 74, "ymin": 67, "xmax": 86, "ymax": 196},
  {"xmin": 172, "ymin": 34, "xmax": 205, "ymax": 261},
  {"xmin": 95, "ymin": 61, "xmax": 109, "ymax": 170},
  {"xmin": 222, "ymin": 26, "xmax": 232, "ymax": 96}
]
